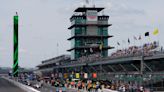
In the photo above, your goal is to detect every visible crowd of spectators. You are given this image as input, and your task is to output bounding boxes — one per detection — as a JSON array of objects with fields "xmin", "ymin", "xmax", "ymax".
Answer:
[
  {"xmin": 78, "ymin": 53, "xmax": 101, "ymax": 63},
  {"xmin": 64, "ymin": 53, "xmax": 102, "ymax": 65},
  {"xmin": 41, "ymin": 76, "xmax": 152, "ymax": 92},
  {"xmin": 66, "ymin": 41, "xmax": 163, "ymax": 65},
  {"xmin": 110, "ymin": 41, "xmax": 159, "ymax": 58}
]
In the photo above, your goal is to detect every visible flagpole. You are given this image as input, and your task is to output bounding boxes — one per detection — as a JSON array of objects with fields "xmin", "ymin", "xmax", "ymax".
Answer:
[
  {"xmin": 156, "ymin": 29, "xmax": 159, "ymax": 48},
  {"xmin": 153, "ymin": 28, "xmax": 159, "ymax": 46},
  {"xmin": 128, "ymin": 38, "xmax": 130, "ymax": 47},
  {"xmin": 147, "ymin": 34, "xmax": 150, "ymax": 43},
  {"xmin": 122, "ymin": 40, "xmax": 125, "ymax": 49},
  {"xmin": 140, "ymin": 37, "xmax": 143, "ymax": 48},
  {"xmin": 56, "ymin": 43, "xmax": 59, "ymax": 56},
  {"xmin": 139, "ymin": 35, "xmax": 142, "ymax": 47},
  {"xmin": 134, "ymin": 36, "xmax": 136, "ymax": 46},
  {"xmin": 117, "ymin": 44, "xmax": 119, "ymax": 51},
  {"xmin": 121, "ymin": 40, "xmax": 123, "ymax": 50},
  {"xmin": 157, "ymin": 31, "xmax": 160, "ymax": 47},
  {"xmin": 125, "ymin": 40, "xmax": 127, "ymax": 49}
]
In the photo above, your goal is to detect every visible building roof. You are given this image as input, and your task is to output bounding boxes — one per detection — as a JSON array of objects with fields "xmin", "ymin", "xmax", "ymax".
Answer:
[
  {"xmin": 68, "ymin": 24, "xmax": 112, "ymax": 29},
  {"xmin": 37, "ymin": 55, "xmax": 70, "ymax": 67},
  {"xmin": 74, "ymin": 7, "xmax": 104, "ymax": 12},
  {"xmin": 41, "ymin": 55, "xmax": 70, "ymax": 64},
  {"xmin": 55, "ymin": 53, "xmax": 164, "ymax": 70},
  {"xmin": 89, "ymin": 53, "xmax": 164, "ymax": 66},
  {"xmin": 67, "ymin": 46, "xmax": 114, "ymax": 51},
  {"xmin": 67, "ymin": 35, "xmax": 113, "ymax": 40},
  {"xmin": 70, "ymin": 15, "xmax": 109, "ymax": 21}
]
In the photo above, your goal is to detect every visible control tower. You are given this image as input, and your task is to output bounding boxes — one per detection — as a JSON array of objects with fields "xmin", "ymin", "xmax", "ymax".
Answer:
[{"xmin": 67, "ymin": 5, "xmax": 113, "ymax": 60}]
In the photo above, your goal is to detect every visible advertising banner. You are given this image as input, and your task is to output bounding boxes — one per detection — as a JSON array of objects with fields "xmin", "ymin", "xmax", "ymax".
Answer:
[
  {"xmin": 76, "ymin": 73, "xmax": 80, "ymax": 78},
  {"xmin": 84, "ymin": 73, "xmax": 88, "ymax": 79},
  {"xmin": 87, "ymin": 10, "xmax": 97, "ymax": 22},
  {"xmin": 92, "ymin": 73, "xmax": 97, "ymax": 78}
]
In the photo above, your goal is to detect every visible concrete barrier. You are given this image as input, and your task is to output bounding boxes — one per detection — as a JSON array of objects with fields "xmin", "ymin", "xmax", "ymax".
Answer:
[
  {"xmin": 67, "ymin": 87, "xmax": 118, "ymax": 92},
  {"xmin": 102, "ymin": 88, "xmax": 119, "ymax": 92},
  {"xmin": 2, "ymin": 77, "xmax": 40, "ymax": 92}
]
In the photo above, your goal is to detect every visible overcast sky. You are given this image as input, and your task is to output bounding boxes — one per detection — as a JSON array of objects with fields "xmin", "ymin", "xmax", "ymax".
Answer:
[{"xmin": 0, "ymin": 0, "xmax": 163, "ymax": 68}]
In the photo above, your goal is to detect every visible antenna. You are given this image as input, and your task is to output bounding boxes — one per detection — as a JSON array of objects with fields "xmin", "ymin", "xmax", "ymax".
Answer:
[
  {"xmin": 16, "ymin": 12, "xmax": 18, "ymax": 16},
  {"xmin": 92, "ymin": 0, "xmax": 95, "ymax": 7},
  {"xmin": 83, "ymin": 0, "xmax": 89, "ymax": 6},
  {"xmin": 85, "ymin": 0, "xmax": 89, "ymax": 4}
]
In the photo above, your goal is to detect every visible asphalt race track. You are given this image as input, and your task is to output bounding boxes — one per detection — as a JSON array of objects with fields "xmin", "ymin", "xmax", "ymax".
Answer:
[
  {"xmin": 0, "ymin": 77, "xmax": 25, "ymax": 92},
  {"xmin": 38, "ymin": 84, "xmax": 78, "ymax": 92}
]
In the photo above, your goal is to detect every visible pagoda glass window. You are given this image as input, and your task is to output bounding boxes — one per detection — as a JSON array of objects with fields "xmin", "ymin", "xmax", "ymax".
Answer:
[
  {"xmin": 75, "ymin": 39, "xmax": 82, "ymax": 46},
  {"xmin": 71, "ymin": 39, "xmax": 75, "ymax": 48},
  {"xmin": 75, "ymin": 19, "xmax": 86, "ymax": 24},
  {"xmin": 97, "ymin": 27, "xmax": 103, "ymax": 35},
  {"xmin": 75, "ymin": 27, "xmax": 82, "ymax": 35},
  {"xmin": 75, "ymin": 51, "xmax": 81, "ymax": 58},
  {"xmin": 103, "ymin": 39, "xmax": 108, "ymax": 46},
  {"xmin": 71, "ymin": 28, "xmax": 75, "ymax": 36}
]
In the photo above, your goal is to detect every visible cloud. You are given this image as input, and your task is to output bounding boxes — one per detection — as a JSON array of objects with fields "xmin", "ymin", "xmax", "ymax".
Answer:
[{"xmin": 109, "ymin": 2, "xmax": 145, "ymax": 16}]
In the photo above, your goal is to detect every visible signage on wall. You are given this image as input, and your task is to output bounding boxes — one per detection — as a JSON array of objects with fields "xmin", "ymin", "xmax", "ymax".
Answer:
[{"xmin": 87, "ymin": 10, "xmax": 97, "ymax": 21}]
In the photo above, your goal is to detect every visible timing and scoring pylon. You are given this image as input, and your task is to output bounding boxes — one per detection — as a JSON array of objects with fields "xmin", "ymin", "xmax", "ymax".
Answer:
[{"xmin": 13, "ymin": 12, "xmax": 19, "ymax": 77}]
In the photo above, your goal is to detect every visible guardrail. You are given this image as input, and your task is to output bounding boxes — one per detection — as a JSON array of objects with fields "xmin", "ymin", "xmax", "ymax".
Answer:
[{"xmin": 2, "ymin": 77, "xmax": 40, "ymax": 92}]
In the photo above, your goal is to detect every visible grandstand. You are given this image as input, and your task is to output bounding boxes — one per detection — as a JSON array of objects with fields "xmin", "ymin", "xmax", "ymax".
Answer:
[
  {"xmin": 36, "ymin": 4, "xmax": 164, "ymax": 91},
  {"xmin": 36, "ymin": 55, "xmax": 71, "ymax": 77},
  {"xmin": 53, "ymin": 48, "xmax": 164, "ymax": 91},
  {"xmin": 36, "ymin": 42, "xmax": 164, "ymax": 91}
]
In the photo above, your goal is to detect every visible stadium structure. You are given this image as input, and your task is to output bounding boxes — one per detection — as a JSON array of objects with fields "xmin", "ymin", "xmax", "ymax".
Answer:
[
  {"xmin": 36, "ymin": 5, "xmax": 164, "ymax": 91},
  {"xmin": 36, "ymin": 55, "xmax": 71, "ymax": 77},
  {"xmin": 67, "ymin": 6, "xmax": 113, "ymax": 60}
]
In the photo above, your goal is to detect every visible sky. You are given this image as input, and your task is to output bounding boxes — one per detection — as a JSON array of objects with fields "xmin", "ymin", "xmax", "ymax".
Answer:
[{"xmin": 0, "ymin": 0, "xmax": 163, "ymax": 68}]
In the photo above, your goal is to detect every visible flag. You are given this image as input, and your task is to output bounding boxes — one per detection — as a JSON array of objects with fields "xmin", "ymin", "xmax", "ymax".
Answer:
[
  {"xmin": 117, "ymin": 42, "xmax": 120, "ymax": 45},
  {"xmin": 76, "ymin": 73, "xmax": 80, "ymax": 79},
  {"xmin": 134, "ymin": 36, "xmax": 137, "ymax": 40},
  {"xmin": 138, "ymin": 35, "xmax": 141, "ymax": 40},
  {"xmin": 90, "ymin": 48, "xmax": 93, "ymax": 53},
  {"xmin": 145, "ymin": 32, "xmax": 149, "ymax": 37},
  {"xmin": 84, "ymin": 73, "xmax": 88, "ymax": 79},
  {"xmin": 99, "ymin": 42, "xmax": 103, "ymax": 50},
  {"xmin": 64, "ymin": 73, "xmax": 68, "ymax": 79},
  {"xmin": 92, "ymin": 73, "xmax": 97, "ymax": 78},
  {"xmin": 153, "ymin": 28, "xmax": 159, "ymax": 35},
  {"xmin": 128, "ymin": 38, "xmax": 130, "ymax": 44}
]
